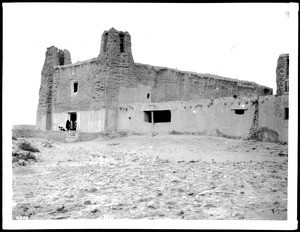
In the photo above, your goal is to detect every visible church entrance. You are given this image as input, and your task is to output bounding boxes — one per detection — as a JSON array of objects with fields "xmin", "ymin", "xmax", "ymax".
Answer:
[{"xmin": 68, "ymin": 112, "xmax": 77, "ymax": 131}]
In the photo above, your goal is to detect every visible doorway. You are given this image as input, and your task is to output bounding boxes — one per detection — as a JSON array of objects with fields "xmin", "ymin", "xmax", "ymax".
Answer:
[{"xmin": 68, "ymin": 112, "xmax": 77, "ymax": 130}]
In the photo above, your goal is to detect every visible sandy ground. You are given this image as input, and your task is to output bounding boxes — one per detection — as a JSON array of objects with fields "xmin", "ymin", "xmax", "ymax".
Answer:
[{"xmin": 12, "ymin": 134, "xmax": 288, "ymax": 220}]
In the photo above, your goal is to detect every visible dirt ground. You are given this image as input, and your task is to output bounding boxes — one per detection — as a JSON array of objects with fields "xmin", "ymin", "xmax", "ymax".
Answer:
[{"xmin": 12, "ymin": 134, "xmax": 288, "ymax": 220}]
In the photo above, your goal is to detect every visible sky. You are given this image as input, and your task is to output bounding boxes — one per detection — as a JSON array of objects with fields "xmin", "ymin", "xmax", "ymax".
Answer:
[{"xmin": 3, "ymin": 3, "xmax": 298, "ymax": 125}]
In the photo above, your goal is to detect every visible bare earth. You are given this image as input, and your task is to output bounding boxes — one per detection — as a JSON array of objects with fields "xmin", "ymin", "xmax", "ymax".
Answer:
[{"xmin": 12, "ymin": 134, "xmax": 288, "ymax": 220}]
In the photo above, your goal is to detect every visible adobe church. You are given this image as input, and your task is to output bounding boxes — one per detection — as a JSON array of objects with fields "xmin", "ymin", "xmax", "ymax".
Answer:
[{"xmin": 36, "ymin": 28, "xmax": 288, "ymax": 143}]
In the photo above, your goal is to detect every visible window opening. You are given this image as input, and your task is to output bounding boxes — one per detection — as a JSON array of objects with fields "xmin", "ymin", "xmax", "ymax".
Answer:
[
  {"xmin": 58, "ymin": 51, "xmax": 64, "ymax": 65},
  {"xmin": 234, "ymin": 109, "xmax": 245, "ymax": 115},
  {"xmin": 284, "ymin": 108, "xmax": 289, "ymax": 120},
  {"xmin": 144, "ymin": 110, "xmax": 171, "ymax": 123},
  {"xmin": 119, "ymin": 34, "xmax": 125, "ymax": 53},
  {"xmin": 233, "ymin": 95, "xmax": 237, "ymax": 98},
  {"xmin": 147, "ymin": 93, "xmax": 150, "ymax": 99},
  {"xmin": 153, "ymin": 110, "xmax": 171, "ymax": 123},
  {"xmin": 144, "ymin": 111, "xmax": 152, "ymax": 123},
  {"xmin": 73, "ymin": 82, "xmax": 78, "ymax": 93}
]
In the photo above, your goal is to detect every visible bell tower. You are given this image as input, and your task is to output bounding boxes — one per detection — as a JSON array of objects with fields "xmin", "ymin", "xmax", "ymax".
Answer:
[{"xmin": 98, "ymin": 27, "xmax": 134, "ymax": 67}]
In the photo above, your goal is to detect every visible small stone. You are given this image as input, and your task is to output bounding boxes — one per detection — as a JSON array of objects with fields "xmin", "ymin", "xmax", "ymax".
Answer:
[
  {"xmin": 234, "ymin": 213, "xmax": 245, "ymax": 219},
  {"xmin": 56, "ymin": 205, "xmax": 65, "ymax": 211},
  {"xmin": 176, "ymin": 210, "xmax": 184, "ymax": 216},
  {"xmin": 84, "ymin": 200, "xmax": 91, "ymax": 205},
  {"xmin": 204, "ymin": 203, "xmax": 216, "ymax": 208},
  {"xmin": 91, "ymin": 208, "xmax": 98, "ymax": 213}
]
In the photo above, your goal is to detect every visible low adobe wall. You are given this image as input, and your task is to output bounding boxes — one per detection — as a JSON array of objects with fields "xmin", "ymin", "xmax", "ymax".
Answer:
[
  {"xmin": 117, "ymin": 96, "xmax": 258, "ymax": 140},
  {"xmin": 12, "ymin": 129, "xmax": 66, "ymax": 142},
  {"xmin": 12, "ymin": 125, "xmax": 36, "ymax": 130},
  {"xmin": 12, "ymin": 129, "xmax": 106, "ymax": 143}
]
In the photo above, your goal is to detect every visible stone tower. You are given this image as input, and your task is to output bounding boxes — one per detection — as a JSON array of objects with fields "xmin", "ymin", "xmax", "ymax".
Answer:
[
  {"xmin": 36, "ymin": 46, "xmax": 71, "ymax": 130},
  {"xmin": 276, "ymin": 54, "xmax": 289, "ymax": 96}
]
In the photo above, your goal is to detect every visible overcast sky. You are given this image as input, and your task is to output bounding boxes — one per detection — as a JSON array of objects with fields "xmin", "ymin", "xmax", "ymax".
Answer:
[{"xmin": 3, "ymin": 3, "xmax": 298, "ymax": 125}]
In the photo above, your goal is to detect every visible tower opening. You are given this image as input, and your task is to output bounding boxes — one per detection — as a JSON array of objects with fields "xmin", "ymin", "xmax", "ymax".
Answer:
[
  {"xmin": 58, "ymin": 52, "xmax": 64, "ymax": 65},
  {"xmin": 119, "ymin": 34, "xmax": 125, "ymax": 53},
  {"xmin": 103, "ymin": 32, "xmax": 108, "ymax": 52}
]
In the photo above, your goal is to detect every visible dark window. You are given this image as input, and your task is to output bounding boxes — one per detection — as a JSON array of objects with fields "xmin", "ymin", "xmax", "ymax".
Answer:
[
  {"xmin": 147, "ymin": 93, "xmax": 150, "ymax": 99},
  {"xmin": 73, "ymin": 82, "xmax": 78, "ymax": 93},
  {"xmin": 144, "ymin": 110, "xmax": 171, "ymax": 123},
  {"xmin": 144, "ymin": 111, "xmax": 152, "ymax": 123},
  {"xmin": 284, "ymin": 108, "xmax": 289, "ymax": 120},
  {"xmin": 233, "ymin": 95, "xmax": 237, "ymax": 98},
  {"xmin": 153, "ymin": 110, "xmax": 171, "ymax": 123},
  {"xmin": 119, "ymin": 34, "xmax": 125, "ymax": 53},
  {"xmin": 234, "ymin": 109, "xmax": 245, "ymax": 115}
]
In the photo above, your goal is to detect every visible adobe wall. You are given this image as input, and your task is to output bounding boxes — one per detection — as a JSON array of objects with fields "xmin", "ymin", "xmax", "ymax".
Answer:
[
  {"xmin": 52, "ymin": 59, "xmax": 100, "ymax": 113},
  {"xmin": 132, "ymin": 64, "xmax": 273, "ymax": 103},
  {"xmin": 257, "ymin": 95, "xmax": 289, "ymax": 143},
  {"xmin": 117, "ymin": 97, "xmax": 257, "ymax": 139}
]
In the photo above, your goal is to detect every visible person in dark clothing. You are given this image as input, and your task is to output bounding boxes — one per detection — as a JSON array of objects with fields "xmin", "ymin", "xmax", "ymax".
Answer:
[{"xmin": 66, "ymin": 120, "xmax": 71, "ymax": 131}]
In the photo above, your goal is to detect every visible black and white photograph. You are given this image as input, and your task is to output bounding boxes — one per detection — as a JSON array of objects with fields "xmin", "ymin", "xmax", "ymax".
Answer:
[{"xmin": 3, "ymin": 2, "xmax": 298, "ymax": 230}]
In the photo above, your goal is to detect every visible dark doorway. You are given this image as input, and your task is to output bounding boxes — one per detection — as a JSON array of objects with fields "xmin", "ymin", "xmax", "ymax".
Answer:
[{"xmin": 69, "ymin": 112, "xmax": 77, "ymax": 130}]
